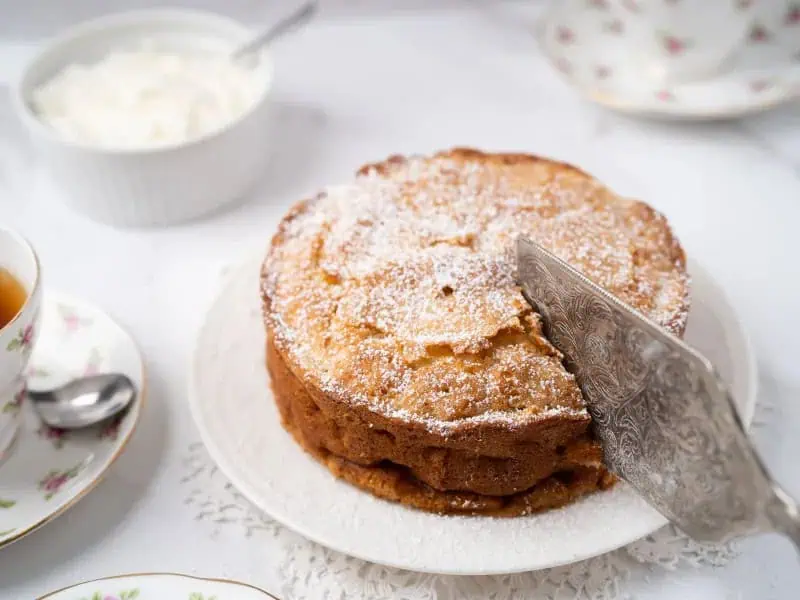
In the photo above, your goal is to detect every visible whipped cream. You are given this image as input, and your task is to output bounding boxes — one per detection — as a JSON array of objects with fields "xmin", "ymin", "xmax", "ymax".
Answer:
[{"xmin": 31, "ymin": 44, "xmax": 266, "ymax": 149}]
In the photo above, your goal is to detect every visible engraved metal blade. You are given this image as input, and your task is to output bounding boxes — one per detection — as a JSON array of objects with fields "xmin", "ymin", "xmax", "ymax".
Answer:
[{"xmin": 516, "ymin": 236, "xmax": 800, "ymax": 549}]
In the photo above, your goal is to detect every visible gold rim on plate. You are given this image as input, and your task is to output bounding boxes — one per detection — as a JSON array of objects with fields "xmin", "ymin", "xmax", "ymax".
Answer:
[{"xmin": 36, "ymin": 572, "xmax": 278, "ymax": 599}]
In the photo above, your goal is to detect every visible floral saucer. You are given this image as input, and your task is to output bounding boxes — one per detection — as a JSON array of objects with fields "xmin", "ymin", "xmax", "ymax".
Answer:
[
  {"xmin": 37, "ymin": 572, "xmax": 277, "ymax": 600},
  {"xmin": 0, "ymin": 291, "xmax": 144, "ymax": 549},
  {"xmin": 537, "ymin": 2, "xmax": 800, "ymax": 120}
]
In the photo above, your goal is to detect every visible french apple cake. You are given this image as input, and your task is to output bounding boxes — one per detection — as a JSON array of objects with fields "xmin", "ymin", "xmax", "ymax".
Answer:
[{"xmin": 261, "ymin": 148, "xmax": 690, "ymax": 517}]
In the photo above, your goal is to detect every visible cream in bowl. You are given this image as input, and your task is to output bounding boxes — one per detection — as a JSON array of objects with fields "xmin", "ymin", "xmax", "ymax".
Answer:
[
  {"xmin": 31, "ymin": 41, "xmax": 265, "ymax": 150},
  {"xmin": 13, "ymin": 10, "xmax": 274, "ymax": 228}
]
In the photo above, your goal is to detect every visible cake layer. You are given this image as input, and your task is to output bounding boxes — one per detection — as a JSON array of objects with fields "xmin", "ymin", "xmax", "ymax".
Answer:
[
  {"xmin": 288, "ymin": 421, "xmax": 614, "ymax": 518},
  {"xmin": 268, "ymin": 334, "xmax": 605, "ymax": 497},
  {"xmin": 271, "ymin": 333, "xmax": 616, "ymax": 516}
]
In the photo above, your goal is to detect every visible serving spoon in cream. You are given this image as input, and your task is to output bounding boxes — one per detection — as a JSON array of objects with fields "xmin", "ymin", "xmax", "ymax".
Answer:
[{"xmin": 232, "ymin": 1, "xmax": 319, "ymax": 62}]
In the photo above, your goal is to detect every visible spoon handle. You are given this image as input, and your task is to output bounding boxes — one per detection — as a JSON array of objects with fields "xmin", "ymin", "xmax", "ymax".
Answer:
[{"xmin": 232, "ymin": 1, "xmax": 318, "ymax": 61}]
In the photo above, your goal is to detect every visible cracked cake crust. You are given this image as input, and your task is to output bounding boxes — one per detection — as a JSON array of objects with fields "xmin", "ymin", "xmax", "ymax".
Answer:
[{"xmin": 261, "ymin": 148, "xmax": 689, "ymax": 515}]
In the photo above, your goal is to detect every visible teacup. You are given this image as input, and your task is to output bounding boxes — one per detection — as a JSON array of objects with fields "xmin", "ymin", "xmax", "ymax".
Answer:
[
  {"xmin": 750, "ymin": 0, "xmax": 800, "ymax": 55},
  {"xmin": 616, "ymin": 0, "xmax": 753, "ymax": 82},
  {"xmin": 544, "ymin": 0, "xmax": 771, "ymax": 84},
  {"xmin": 0, "ymin": 227, "xmax": 42, "ymax": 460}
]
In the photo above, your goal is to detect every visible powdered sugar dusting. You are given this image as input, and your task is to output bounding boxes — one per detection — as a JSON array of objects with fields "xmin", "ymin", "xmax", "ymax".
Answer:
[
  {"xmin": 262, "ymin": 150, "xmax": 690, "ymax": 431},
  {"xmin": 337, "ymin": 247, "xmax": 525, "ymax": 354}
]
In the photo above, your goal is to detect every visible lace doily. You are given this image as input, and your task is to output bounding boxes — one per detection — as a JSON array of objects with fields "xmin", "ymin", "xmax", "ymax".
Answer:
[
  {"xmin": 180, "ymin": 395, "xmax": 772, "ymax": 600},
  {"xmin": 176, "ymin": 247, "xmax": 774, "ymax": 600}
]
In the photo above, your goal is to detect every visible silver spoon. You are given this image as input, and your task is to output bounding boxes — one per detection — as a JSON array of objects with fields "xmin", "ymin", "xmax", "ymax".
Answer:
[
  {"xmin": 28, "ymin": 373, "xmax": 137, "ymax": 429},
  {"xmin": 231, "ymin": 1, "xmax": 318, "ymax": 62}
]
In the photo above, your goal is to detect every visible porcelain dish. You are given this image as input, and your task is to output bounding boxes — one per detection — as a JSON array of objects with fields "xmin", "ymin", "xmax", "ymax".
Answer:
[
  {"xmin": 0, "ymin": 291, "xmax": 144, "ymax": 549},
  {"xmin": 189, "ymin": 254, "xmax": 757, "ymax": 575},
  {"xmin": 37, "ymin": 572, "xmax": 277, "ymax": 599},
  {"xmin": 12, "ymin": 9, "xmax": 274, "ymax": 228},
  {"xmin": 538, "ymin": 0, "xmax": 800, "ymax": 120}
]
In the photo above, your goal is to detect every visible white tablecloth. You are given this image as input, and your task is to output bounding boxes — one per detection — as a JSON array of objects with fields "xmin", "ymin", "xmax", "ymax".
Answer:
[{"xmin": 1, "ymin": 2, "xmax": 799, "ymax": 598}]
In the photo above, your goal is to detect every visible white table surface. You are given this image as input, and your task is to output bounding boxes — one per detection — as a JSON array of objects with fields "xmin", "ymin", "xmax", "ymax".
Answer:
[{"xmin": 0, "ymin": 2, "xmax": 799, "ymax": 598}]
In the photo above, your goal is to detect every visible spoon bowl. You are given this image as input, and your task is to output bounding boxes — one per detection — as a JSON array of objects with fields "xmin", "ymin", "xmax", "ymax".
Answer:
[{"xmin": 28, "ymin": 373, "xmax": 137, "ymax": 429}]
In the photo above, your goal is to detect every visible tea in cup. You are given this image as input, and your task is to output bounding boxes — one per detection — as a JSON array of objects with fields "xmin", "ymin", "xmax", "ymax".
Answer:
[{"xmin": 0, "ymin": 227, "xmax": 42, "ymax": 460}]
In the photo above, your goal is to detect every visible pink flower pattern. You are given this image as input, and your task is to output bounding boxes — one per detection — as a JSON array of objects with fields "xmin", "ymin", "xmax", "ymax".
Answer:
[
  {"xmin": 787, "ymin": 5, "xmax": 800, "ymax": 25},
  {"xmin": 555, "ymin": 57, "xmax": 572, "ymax": 74},
  {"xmin": 99, "ymin": 414, "xmax": 125, "ymax": 442},
  {"xmin": 58, "ymin": 304, "xmax": 93, "ymax": 333},
  {"xmin": 556, "ymin": 26, "xmax": 575, "ymax": 44},
  {"xmin": 750, "ymin": 23, "xmax": 770, "ymax": 42},
  {"xmin": 595, "ymin": 65, "xmax": 612, "ymax": 79},
  {"xmin": 603, "ymin": 19, "xmax": 624, "ymax": 35},
  {"xmin": 750, "ymin": 79, "xmax": 772, "ymax": 93},
  {"xmin": 622, "ymin": 0, "xmax": 641, "ymax": 13},
  {"xmin": 81, "ymin": 590, "xmax": 140, "ymax": 600},
  {"xmin": 661, "ymin": 33, "xmax": 690, "ymax": 56},
  {"xmin": 38, "ymin": 462, "xmax": 83, "ymax": 500},
  {"xmin": 655, "ymin": 89, "xmax": 676, "ymax": 102},
  {"xmin": 38, "ymin": 424, "xmax": 69, "ymax": 448},
  {"xmin": 63, "ymin": 313, "xmax": 81, "ymax": 332}
]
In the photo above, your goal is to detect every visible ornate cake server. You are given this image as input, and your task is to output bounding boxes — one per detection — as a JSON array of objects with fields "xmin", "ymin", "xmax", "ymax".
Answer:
[{"xmin": 516, "ymin": 236, "xmax": 799, "ymax": 552}]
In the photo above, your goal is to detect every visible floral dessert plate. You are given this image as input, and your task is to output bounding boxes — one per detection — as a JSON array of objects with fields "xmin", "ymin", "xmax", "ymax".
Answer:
[
  {"xmin": 537, "ymin": 1, "xmax": 800, "ymax": 120},
  {"xmin": 189, "ymin": 254, "xmax": 756, "ymax": 575},
  {"xmin": 37, "ymin": 572, "xmax": 277, "ymax": 599},
  {"xmin": 0, "ymin": 291, "xmax": 144, "ymax": 549}
]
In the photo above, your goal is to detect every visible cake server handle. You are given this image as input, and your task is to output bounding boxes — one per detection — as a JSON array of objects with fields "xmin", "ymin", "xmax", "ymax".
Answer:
[
  {"xmin": 767, "ymin": 485, "xmax": 800, "ymax": 556},
  {"xmin": 516, "ymin": 236, "xmax": 800, "ymax": 556}
]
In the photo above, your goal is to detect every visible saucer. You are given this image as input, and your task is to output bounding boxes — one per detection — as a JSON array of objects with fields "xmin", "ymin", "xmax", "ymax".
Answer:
[
  {"xmin": 537, "ymin": 5, "xmax": 800, "ymax": 120},
  {"xmin": 38, "ymin": 572, "xmax": 276, "ymax": 599},
  {"xmin": 0, "ymin": 291, "xmax": 144, "ymax": 549}
]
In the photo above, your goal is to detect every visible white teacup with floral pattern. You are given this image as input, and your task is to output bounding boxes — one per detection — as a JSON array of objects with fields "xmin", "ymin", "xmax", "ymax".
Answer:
[
  {"xmin": 0, "ymin": 227, "xmax": 42, "ymax": 460},
  {"xmin": 546, "ymin": 0, "xmax": 759, "ymax": 84}
]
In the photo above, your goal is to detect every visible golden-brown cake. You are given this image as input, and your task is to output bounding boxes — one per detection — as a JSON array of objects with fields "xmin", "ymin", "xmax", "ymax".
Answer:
[{"xmin": 261, "ymin": 148, "xmax": 690, "ymax": 516}]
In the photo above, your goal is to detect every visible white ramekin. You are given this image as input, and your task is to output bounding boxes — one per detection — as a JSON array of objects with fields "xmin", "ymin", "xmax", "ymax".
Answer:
[{"xmin": 12, "ymin": 9, "xmax": 274, "ymax": 228}]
